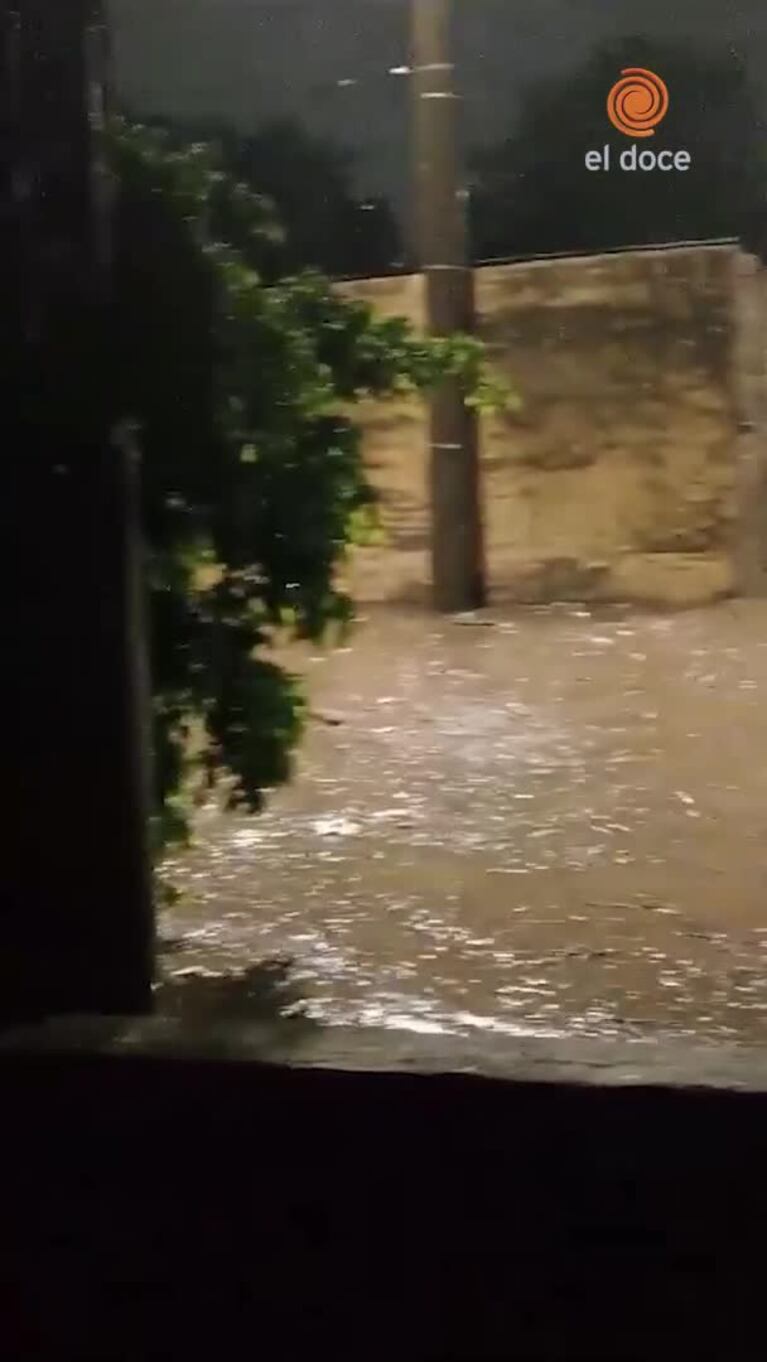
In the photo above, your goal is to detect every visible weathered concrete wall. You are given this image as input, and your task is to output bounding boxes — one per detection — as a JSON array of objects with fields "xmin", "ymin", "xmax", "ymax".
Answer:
[
  {"xmin": 335, "ymin": 271, "xmax": 431, "ymax": 604},
  {"xmin": 339, "ymin": 244, "xmax": 767, "ymax": 608},
  {"xmin": 731, "ymin": 250, "xmax": 767, "ymax": 595}
]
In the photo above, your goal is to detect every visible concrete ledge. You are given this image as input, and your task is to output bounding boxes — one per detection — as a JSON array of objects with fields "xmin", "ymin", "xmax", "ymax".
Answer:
[
  {"xmin": 3, "ymin": 1016, "xmax": 767, "ymax": 1091},
  {"xmin": 2, "ymin": 1020, "xmax": 767, "ymax": 1360}
]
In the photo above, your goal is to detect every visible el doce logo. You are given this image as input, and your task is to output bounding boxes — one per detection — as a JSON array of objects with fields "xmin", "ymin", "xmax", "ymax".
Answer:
[
  {"xmin": 607, "ymin": 67, "xmax": 668, "ymax": 138},
  {"xmin": 585, "ymin": 66, "xmax": 692, "ymax": 173}
]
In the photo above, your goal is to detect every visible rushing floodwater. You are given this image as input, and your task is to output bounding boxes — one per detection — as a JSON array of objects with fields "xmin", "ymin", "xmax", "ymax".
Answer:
[{"xmin": 160, "ymin": 601, "xmax": 767, "ymax": 1044}]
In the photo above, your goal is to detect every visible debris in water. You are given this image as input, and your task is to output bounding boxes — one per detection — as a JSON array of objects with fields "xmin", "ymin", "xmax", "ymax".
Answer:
[
  {"xmin": 313, "ymin": 817, "xmax": 361, "ymax": 838},
  {"xmin": 452, "ymin": 613, "xmax": 496, "ymax": 627}
]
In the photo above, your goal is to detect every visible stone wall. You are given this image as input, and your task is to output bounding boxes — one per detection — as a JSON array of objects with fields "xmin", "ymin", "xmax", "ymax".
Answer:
[{"xmin": 338, "ymin": 244, "xmax": 767, "ymax": 608}]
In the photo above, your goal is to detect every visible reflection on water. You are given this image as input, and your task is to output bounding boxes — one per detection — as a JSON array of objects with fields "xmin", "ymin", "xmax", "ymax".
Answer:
[{"xmin": 159, "ymin": 602, "xmax": 767, "ymax": 1044}]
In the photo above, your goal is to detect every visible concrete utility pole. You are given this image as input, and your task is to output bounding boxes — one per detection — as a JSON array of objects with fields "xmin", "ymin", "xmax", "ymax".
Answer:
[
  {"xmin": 1, "ymin": 1, "xmax": 154, "ymax": 1023},
  {"xmin": 410, "ymin": 0, "xmax": 485, "ymax": 612}
]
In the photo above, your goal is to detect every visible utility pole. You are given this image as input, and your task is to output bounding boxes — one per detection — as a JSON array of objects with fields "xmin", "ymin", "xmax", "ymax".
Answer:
[
  {"xmin": 410, "ymin": 0, "xmax": 485, "ymax": 612},
  {"xmin": 1, "ymin": 1, "xmax": 155, "ymax": 1023}
]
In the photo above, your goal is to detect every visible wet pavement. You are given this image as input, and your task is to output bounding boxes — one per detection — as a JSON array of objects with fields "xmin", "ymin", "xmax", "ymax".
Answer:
[{"xmin": 160, "ymin": 601, "xmax": 767, "ymax": 1045}]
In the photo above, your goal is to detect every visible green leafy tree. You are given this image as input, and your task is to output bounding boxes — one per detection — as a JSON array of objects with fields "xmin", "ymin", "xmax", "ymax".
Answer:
[
  {"xmin": 130, "ymin": 113, "xmax": 402, "ymax": 280},
  {"xmin": 108, "ymin": 119, "xmax": 506, "ymax": 857},
  {"xmin": 228, "ymin": 118, "xmax": 402, "ymax": 279}
]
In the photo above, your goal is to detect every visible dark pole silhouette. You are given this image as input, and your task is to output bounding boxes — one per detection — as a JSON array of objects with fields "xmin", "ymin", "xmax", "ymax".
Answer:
[
  {"xmin": 1, "ymin": 1, "xmax": 154, "ymax": 1023},
  {"xmin": 411, "ymin": 0, "xmax": 485, "ymax": 612}
]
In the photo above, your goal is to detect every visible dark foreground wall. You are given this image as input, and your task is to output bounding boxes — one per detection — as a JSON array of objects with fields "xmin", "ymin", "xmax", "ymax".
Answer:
[{"xmin": 1, "ymin": 1023, "xmax": 766, "ymax": 1361}]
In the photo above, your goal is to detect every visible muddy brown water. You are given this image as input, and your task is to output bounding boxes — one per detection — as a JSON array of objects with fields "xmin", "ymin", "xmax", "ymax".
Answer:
[{"xmin": 160, "ymin": 601, "xmax": 767, "ymax": 1045}]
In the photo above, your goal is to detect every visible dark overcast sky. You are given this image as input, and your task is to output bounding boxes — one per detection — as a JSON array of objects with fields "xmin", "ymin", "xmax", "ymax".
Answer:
[{"xmin": 109, "ymin": 1, "xmax": 767, "ymax": 216}]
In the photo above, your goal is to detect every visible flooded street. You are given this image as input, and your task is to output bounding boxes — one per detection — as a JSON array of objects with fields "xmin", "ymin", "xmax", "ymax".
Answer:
[{"xmin": 161, "ymin": 601, "xmax": 767, "ymax": 1044}]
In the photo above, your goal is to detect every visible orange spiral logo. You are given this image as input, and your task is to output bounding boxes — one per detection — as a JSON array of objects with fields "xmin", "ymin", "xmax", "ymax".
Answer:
[{"xmin": 607, "ymin": 67, "xmax": 669, "ymax": 138}]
